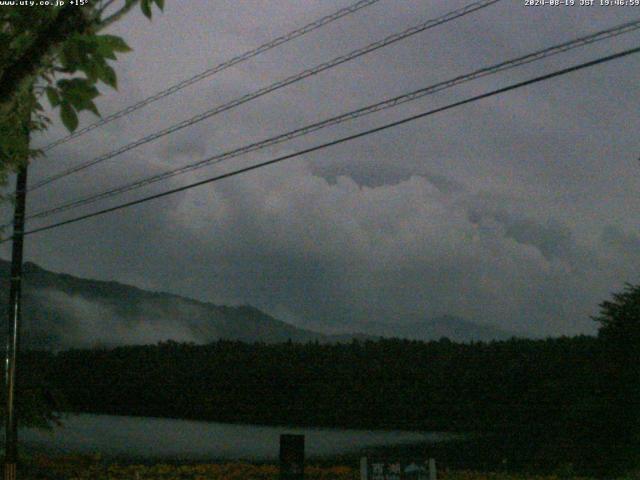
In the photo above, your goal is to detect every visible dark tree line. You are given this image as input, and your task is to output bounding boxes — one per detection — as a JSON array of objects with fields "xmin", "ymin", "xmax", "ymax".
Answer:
[
  {"xmin": 14, "ymin": 335, "xmax": 631, "ymax": 473},
  {"xmin": 9, "ymin": 283, "xmax": 640, "ymax": 475},
  {"xmin": 45, "ymin": 336, "xmax": 601, "ymax": 431}
]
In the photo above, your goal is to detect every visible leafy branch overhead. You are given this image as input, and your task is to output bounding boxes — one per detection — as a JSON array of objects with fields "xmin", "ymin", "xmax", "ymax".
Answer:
[
  {"xmin": 45, "ymin": 33, "xmax": 134, "ymax": 131},
  {"xmin": 0, "ymin": 0, "xmax": 164, "ymax": 177}
]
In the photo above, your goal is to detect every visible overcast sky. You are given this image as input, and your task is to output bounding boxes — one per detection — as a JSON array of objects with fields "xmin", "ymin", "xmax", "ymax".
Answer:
[{"xmin": 2, "ymin": 0, "xmax": 639, "ymax": 337}]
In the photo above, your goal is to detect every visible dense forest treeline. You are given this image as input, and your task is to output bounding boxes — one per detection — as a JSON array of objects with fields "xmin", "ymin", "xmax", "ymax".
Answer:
[
  {"xmin": 41, "ymin": 336, "xmax": 598, "ymax": 431},
  {"xmin": 16, "ymin": 332, "xmax": 638, "ymax": 475}
]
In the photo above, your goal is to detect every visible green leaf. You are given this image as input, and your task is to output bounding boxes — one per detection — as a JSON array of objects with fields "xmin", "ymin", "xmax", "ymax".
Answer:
[
  {"xmin": 82, "ymin": 60, "xmax": 100, "ymax": 83},
  {"xmin": 84, "ymin": 100, "xmax": 100, "ymax": 118},
  {"xmin": 60, "ymin": 33, "xmax": 96, "ymax": 70},
  {"xmin": 97, "ymin": 35, "xmax": 131, "ymax": 53},
  {"xmin": 57, "ymin": 78, "xmax": 100, "ymax": 109},
  {"xmin": 60, "ymin": 40, "xmax": 81, "ymax": 71},
  {"xmin": 141, "ymin": 0, "xmax": 152, "ymax": 19},
  {"xmin": 45, "ymin": 87, "xmax": 60, "ymax": 107},
  {"xmin": 60, "ymin": 102, "xmax": 78, "ymax": 132},
  {"xmin": 95, "ymin": 43, "xmax": 117, "ymax": 61},
  {"xmin": 154, "ymin": 0, "xmax": 165, "ymax": 10},
  {"xmin": 97, "ymin": 64, "xmax": 117, "ymax": 90}
]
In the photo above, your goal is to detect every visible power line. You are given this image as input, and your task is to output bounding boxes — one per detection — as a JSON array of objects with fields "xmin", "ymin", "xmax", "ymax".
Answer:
[
  {"xmin": 28, "ymin": 0, "xmax": 501, "ymax": 192},
  {"xmin": 23, "ymin": 18, "xmax": 640, "ymax": 223},
  {"xmin": 39, "ymin": 0, "xmax": 383, "ymax": 153},
  {"xmin": 8, "ymin": 44, "xmax": 639, "ymax": 243}
]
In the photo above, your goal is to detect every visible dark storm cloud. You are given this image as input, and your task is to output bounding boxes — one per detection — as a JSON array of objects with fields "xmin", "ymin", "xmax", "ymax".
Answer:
[{"xmin": 3, "ymin": 0, "xmax": 639, "ymax": 338}]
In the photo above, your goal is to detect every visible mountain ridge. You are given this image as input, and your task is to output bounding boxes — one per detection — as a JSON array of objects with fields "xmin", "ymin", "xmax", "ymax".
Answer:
[{"xmin": 0, "ymin": 259, "xmax": 518, "ymax": 348}]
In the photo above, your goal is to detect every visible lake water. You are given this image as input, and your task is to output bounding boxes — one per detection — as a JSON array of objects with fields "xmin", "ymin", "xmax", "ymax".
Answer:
[{"xmin": 20, "ymin": 414, "xmax": 450, "ymax": 460}]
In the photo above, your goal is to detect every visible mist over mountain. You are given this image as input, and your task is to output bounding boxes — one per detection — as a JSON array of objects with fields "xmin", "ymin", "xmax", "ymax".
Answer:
[{"xmin": 0, "ymin": 259, "xmax": 518, "ymax": 349}]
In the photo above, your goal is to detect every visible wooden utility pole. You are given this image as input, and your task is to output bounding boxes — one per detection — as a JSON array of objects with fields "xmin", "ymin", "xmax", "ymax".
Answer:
[{"xmin": 4, "ymin": 140, "xmax": 29, "ymax": 480}]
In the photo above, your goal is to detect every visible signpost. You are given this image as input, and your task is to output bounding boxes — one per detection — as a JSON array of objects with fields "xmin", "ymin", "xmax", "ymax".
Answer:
[
  {"xmin": 360, "ymin": 457, "xmax": 436, "ymax": 480},
  {"xmin": 280, "ymin": 434, "xmax": 304, "ymax": 480}
]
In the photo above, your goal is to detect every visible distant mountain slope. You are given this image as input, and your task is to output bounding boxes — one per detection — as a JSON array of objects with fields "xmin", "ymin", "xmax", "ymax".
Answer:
[
  {"xmin": 0, "ymin": 260, "xmax": 327, "ymax": 349},
  {"xmin": 0, "ymin": 260, "xmax": 519, "ymax": 349}
]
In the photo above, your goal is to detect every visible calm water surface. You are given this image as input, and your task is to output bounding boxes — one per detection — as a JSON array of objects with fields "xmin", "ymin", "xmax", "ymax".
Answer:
[{"xmin": 21, "ymin": 414, "xmax": 449, "ymax": 460}]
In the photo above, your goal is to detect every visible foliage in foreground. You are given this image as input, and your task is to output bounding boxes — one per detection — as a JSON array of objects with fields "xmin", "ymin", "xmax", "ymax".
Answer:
[
  {"xmin": 0, "ymin": 0, "xmax": 165, "ymax": 197},
  {"xmin": 22, "ymin": 455, "xmax": 611, "ymax": 480},
  {"xmin": 26, "ymin": 456, "xmax": 353, "ymax": 480}
]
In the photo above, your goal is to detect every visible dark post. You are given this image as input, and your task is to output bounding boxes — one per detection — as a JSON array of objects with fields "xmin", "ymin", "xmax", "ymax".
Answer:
[
  {"xmin": 279, "ymin": 434, "xmax": 304, "ymax": 480},
  {"xmin": 4, "ymin": 163, "xmax": 28, "ymax": 480}
]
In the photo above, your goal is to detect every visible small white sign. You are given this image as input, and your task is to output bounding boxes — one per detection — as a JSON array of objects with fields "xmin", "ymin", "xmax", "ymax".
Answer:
[{"xmin": 360, "ymin": 457, "xmax": 436, "ymax": 480}]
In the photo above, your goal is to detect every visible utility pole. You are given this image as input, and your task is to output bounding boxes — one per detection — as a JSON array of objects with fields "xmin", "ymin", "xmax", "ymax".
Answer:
[{"xmin": 4, "ymin": 129, "xmax": 29, "ymax": 480}]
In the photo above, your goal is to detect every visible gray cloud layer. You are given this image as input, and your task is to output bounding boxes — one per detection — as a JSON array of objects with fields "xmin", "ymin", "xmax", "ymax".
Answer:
[{"xmin": 2, "ymin": 0, "xmax": 639, "ymax": 337}]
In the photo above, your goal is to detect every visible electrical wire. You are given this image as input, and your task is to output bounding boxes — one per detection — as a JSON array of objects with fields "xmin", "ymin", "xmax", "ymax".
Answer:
[
  {"xmin": 23, "ymin": 18, "xmax": 640, "ymax": 224},
  {"xmin": 6, "ymin": 44, "xmax": 638, "ymax": 243},
  {"xmin": 28, "ymin": 0, "xmax": 501, "ymax": 192},
  {"xmin": 39, "ymin": 0, "xmax": 383, "ymax": 153}
]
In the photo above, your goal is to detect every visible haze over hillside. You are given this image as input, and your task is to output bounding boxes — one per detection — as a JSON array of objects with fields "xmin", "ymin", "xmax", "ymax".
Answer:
[{"xmin": 0, "ymin": 259, "xmax": 518, "ymax": 349}]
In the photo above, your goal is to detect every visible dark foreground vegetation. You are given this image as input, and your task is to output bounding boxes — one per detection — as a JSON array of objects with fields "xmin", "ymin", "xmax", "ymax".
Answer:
[
  {"xmin": 10, "ymin": 283, "xmax": 640, "ymax": 477},
  {"xmin": 16, "ymin": 453, "xmax": 608, "ymax": 480}
]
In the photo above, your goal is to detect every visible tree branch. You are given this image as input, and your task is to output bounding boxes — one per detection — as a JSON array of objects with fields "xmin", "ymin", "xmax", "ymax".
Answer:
[
  {"xmin": 97, "ymin": 0, "xmax": 141, "ymax": 31},
  {"xmin": 0, "ymin": 6, "xmax": 94, "ymax": 113}
]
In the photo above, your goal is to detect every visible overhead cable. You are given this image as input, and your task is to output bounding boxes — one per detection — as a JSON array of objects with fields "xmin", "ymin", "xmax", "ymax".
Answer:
[
  {"xmin": 9, "ymin": 44, "xmax": 639, "ymax": 242},
  {"xmin": 23, "ymin": 18, "xmax": 640, "ymax": 223},
  {"xmin": 28, "ymin": 0, "xmax": 501, "ymax": 191},
  {"xmin": 39, "ymin": 0, "xmax": 383, "ymax": 152}
]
